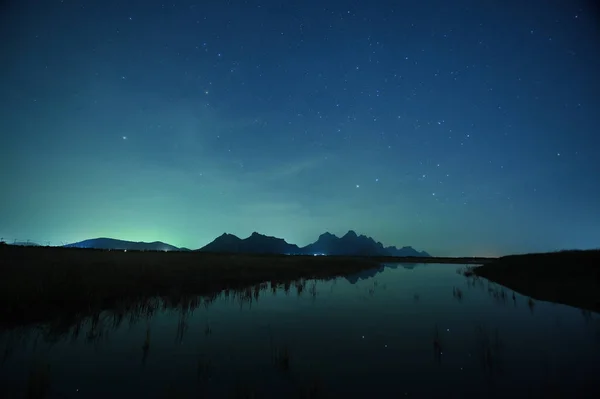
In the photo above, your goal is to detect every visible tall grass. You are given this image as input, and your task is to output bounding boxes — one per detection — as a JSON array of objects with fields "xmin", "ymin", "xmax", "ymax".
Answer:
[
  {"xmin": 467, "ymin": 249, "xmax": 600, "ymax": 314},
  {"xmin": 0, "ymin": 245, "xmax": 381, "ymax": 333}
]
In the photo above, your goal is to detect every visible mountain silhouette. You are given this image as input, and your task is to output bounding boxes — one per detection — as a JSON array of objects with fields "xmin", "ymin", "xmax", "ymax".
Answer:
[
  {"xmin": 62, "ymin": 231, "xmax": 430, "ymax": 256},
  {"xmin": 302, "ymin": 230, "xmax": 389, "ymax": 256},
  {"xmin": 385, "ymin": 245, "xmax": 431, "ymax": 257},
  {"xmin": 198, "ymin": 230, "xmax": 431, "ymax": 257},
  {"xmin": 199, "ymin": 232, "xmax": 301, "ymax": 254},
  {"xmin": 64, "ymin": 238, "xmax": 182, "ymax": 252}
]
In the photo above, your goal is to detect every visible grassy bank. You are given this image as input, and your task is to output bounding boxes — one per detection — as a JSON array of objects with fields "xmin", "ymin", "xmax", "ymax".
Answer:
[
  {"xmin": 0, "ymin": 245, "xmax": 381, "ymax": 331},
  {"xmin": 472, "ymin": 249, "xmax": 600, "ymax": 313}
]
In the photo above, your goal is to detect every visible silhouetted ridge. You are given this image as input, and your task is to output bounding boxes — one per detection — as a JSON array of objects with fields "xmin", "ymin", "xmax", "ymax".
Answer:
[
  {"xmin": 199, "ymin": 230, "xmax": 431, "ymax": 257},
  {"xmin": 198, "ymin": 232, "xmax": 301, "ymax": 254},
  {"xmin": 64, "ymin": 231, "xmax": 431, "ymax": 256},
  {"xmin": 64, "ymin": 238, "xmax": 183, "ymax": 251}
]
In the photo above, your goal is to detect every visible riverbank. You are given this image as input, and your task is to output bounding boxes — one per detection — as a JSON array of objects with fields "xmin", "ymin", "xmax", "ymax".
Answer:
[
  {"xmin": 472, "ymin": 249, "xmax": 600, "ymax": 313},
  {"xmin": 0, "ymin": 245, "xmax": 383, "ymax": 330}
]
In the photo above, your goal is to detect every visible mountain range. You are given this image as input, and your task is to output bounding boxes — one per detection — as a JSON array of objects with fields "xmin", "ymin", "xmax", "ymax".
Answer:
[{"xmin": 63, "ymin": 230, "xmax": 431, "ymax": 257}]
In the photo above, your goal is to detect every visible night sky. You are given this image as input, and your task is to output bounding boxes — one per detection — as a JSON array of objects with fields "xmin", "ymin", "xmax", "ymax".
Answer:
[{"xmin": 1, "ymin": 1, "xmax": 599, "ymax": 256}]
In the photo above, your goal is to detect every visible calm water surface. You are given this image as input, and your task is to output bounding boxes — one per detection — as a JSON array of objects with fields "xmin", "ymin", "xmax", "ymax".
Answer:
[{"xmin": 1, "ymin": 263, "xmax": 599, "ymax": 398}]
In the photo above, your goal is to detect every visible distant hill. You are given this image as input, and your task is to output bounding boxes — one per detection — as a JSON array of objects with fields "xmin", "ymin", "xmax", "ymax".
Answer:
[
  {"xmin": 386, "ymin": 245, "xmax": 431, "ymax": 257},
  {"xmin": 198, "ymin": 232, "xmax": 301, "ymax": 254},
  {"xmin": 198, "ymin": 230, "xmax": 431, "ymax": 258},
  {"xmin": 64, "ymin": 238, "xmax": 183, "ymax": 252}
]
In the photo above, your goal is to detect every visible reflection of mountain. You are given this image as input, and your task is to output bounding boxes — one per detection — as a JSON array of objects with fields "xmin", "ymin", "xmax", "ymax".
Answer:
[
  {"xmin": 397, "ymin": 263, "xmax": 425, "ymax": 270},
  {"xmin": 64, "ymin": 238, "xmax": 183, "ymax": 252},
  {"xmin": 345, "ymin": 263, "xmax": 428, "ymax": 284},
  {"xmin": 200, "ymin": 230, "xmax": 431, "ymax": 258},
  {"xmin": 345, "ymin": 264, "xmax": 386, "ymax": 284}
]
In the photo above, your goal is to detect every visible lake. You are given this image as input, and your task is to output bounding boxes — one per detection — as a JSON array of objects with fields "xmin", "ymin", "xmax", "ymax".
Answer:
[{"xmin": 1, "ymin": 263, "xmax": 599, "ymax": 398}]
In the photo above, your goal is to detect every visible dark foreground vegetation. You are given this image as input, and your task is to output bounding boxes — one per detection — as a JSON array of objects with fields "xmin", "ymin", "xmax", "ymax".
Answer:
[
  {"xmin": 0, "ymin": 244, "xmax": 385, "ymax": 331},
  {"xmin": 471, "ymin": 249, "xmax": 600, "ymax": 313}
]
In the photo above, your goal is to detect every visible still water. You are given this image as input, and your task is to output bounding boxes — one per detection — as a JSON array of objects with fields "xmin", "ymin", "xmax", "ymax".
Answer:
[{"xmin": 1, "ymin": 263, "xmax": 599, "ymax": 398}]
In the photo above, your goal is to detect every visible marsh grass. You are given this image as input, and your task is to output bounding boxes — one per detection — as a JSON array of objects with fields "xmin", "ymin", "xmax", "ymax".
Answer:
[
  {"xmin": 452, "ymin": 286, "xmax": 463, "ymax": 301},
  {"xmin": 267, "ymin": 324, "xmax": 291, "ymax": 373},
  {"xmin": 0, "ymin": 245, "xmax": 380, "ymax": 333},
  {"xmin": 175, "ymin": 310, "xmax": 190, "ymax": 343},
  {"xmin": 0, "ymin": 282, "xmax": 293, "ymax": 352},
  {"xmin": 483, "ymin": 284, "xmax": 509, "ymax": 306},
  {"xmin": 273, "ymin": 345, "xmax": 291, "ymax": 372},
  {"xmin": 433, "ymin": 324, "xmax": 443, "ymax": 363},
  {"xmin": 295, "ymin": 280, "xmax": 306, "ymax": 296},
  {"xmin": 308, "ymin": 281, "xmax": 317, "ymax": 300},
  {"xmin": 528, "ymin": 297, "xmax": 536, "ymax": 313},
  {"xmin": 457, "ymin": 265, "xmax": 476, "ymax": 277},
  {"xmin": 472, "ymin": 249, "xmax": 600, "ymax": 314},
  {"xmin": 141, "ymin": 326, "xmax": 150, "ymax": 366},
  {"xmin": 475, "ymin": 325, "xmax": 504, "ymax": 376}
]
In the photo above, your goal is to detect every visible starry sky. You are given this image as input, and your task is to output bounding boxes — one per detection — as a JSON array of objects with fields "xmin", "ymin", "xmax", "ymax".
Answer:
[{"xmin": 1, "ymin": 0, "xmax": 599, "ymax": 256}]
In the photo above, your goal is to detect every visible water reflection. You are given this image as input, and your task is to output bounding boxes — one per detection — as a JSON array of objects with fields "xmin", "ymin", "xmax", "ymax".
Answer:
[
  {"xmin": 1, "ymin": 263, "xmax": 599, "ymax": 398},
  {"xmin": 344, "ymin": 262, "xmax": 424, "ymax": 284}
]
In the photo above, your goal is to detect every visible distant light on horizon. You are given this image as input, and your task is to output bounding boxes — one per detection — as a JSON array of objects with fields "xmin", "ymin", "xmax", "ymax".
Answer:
[{"xmin": 1, "ymin": 0, "xmax": 598, "ymax": 257}]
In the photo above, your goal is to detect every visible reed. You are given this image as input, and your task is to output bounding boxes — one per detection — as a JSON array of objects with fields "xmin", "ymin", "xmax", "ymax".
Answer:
[{"xmin": 0, "ymin": 245, "xmax": 380, "ymax": 333}]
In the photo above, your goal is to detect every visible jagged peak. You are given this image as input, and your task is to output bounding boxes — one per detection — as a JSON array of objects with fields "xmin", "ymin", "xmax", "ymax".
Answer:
[
  {"xmin": 343, "ymin": 230, "xmax": 358, "ymax": 238},
  {"xmin": 318, "ymin": 232, "xmax": 336, "ymax": 239},
  {"xmin": 217, "ymin": 233, "xmax": 240, "ymax": 240},
  {"xmin": 247, "ymin": 232, "xmax": 286, "ymax": 241}
]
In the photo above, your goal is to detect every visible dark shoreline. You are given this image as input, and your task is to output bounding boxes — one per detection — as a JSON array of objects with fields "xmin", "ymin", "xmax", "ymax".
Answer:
[
  {"xmin": 471, "ymin": 249, "xmax": 600, "ymax": 314},
  {"xmin": 0, "ymin": 245, "xmax": 363, "ymax": 330},
  {"xmin": 0, "ymin": 245, "xmax": 494, "ymax": 331}
]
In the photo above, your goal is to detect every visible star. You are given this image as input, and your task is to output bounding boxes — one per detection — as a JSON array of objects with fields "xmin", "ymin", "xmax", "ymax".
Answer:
[{"xmin": 2, "ymin": 0, "xmax": 595, "ymax": 259}]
